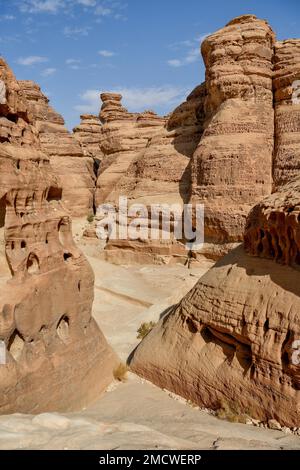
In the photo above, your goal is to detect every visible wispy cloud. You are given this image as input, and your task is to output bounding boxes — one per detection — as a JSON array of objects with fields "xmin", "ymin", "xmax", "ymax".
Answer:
[
  {"xmin": 98, "ymin": 49, "xmax": 115, "ymax": 57},
  {"xmin": 74, "ymin": 86, "xmax": 189, "ymax": 114},
  {"xmin": 41, "ymin": 67, "xmax": 56, "ymax": 76},
  {"xmin": 19, "ymin": 0, "xmax": 65, "ymax": 14},
  {"xmin": 0, "ymin": 14, "xmax": 16, "ymax": 21},
  {"xmin": 77, "ymin": 0, "xmax": 96, "ymax": 6},
  {"xmin": 17, "ymin": 55, "xmax": 48, "ymax": 65},
  {"xmin": 63, "ymin": 26, "xmax": 91, "ymax": 37},
  {"xmin": 167, "ymin": 32, "xmax": 209, "ymax": 67}
]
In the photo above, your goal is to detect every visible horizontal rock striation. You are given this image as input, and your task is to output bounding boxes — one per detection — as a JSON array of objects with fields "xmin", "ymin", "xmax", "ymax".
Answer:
[
  {"xmin": 0, "ymin": 58, "xmax": 117, "ymax": 414},
  {"xmin": 244, "ymin": 177, "xmax": 300, "ymax": 266},
  {"xmin": 130, "ymin": 243, "xmax": 300, "ymax": 427},
  {"xmin": 19, "ymin": 80, "xmax": 95, "ymax": 217},
  {"xmin": 191, "ymin": 15, "xmax": 275, "ymax": 252},
  {"xmin": 273, "ymin": 40, "xmax": 300, "ymax": 188}
]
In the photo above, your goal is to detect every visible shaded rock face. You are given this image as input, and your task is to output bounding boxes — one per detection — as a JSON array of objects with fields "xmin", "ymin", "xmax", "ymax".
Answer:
[
  {"xmin": 273, "ymin": 40, "xmax": 300, "ymax": 188},
  {"xmin": 19, "ymin": 81, "xmax": 95, "ymax": 217},
  {"xmin": 244, "ymin": 177, "xmax": 300, "ymax": 266},
  {"xmin": 191, "ymin": 15, "xmax": 275, "ymax": 250},
  {"xmin": 0, "ymin": 58, "xmax": 117, "ymax": 414}
]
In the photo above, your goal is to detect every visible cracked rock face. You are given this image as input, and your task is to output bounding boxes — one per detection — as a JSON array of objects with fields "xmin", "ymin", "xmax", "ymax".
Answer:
[{"xmin": 0, "ymin": 58, "xmax": 117, "ymax": 414}]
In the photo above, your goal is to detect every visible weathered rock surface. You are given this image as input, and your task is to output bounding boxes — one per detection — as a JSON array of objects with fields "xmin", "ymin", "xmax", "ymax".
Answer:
[
  {"xmin": 130, "ymin": 244, "xmax": 300, "ymax": 427},
  {"xmin": 87, "ymin": 86, "xmax": 206, "ymax": 264},
  {"xmin": 191, "ymin": 15, "xmax": 274, "ymax": 253},
  {"xmin": 95, "ymin": 93, "xmax": 166, "ymax": 206},
  {"xmin": 0, "ymin": 58, "xmax": 117, "ymax": 414},
  {"xmin": 19, "ymin": 81, "xmax": 95, "ymax": 216},
  {"xmin": 73, "ymin": 113, "xmax": 103, "ymax": 166},
  {"xmin": 244, "ymin": 177, "xmax": 300, "ymax": 266},
  {"xmin": 273, "ymin": 40, "xmax": 300, "ymax": 188}
]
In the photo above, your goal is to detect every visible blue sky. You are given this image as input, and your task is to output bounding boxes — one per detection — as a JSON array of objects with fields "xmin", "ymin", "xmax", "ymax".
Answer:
[{"xmin": 0, "ymin": 0, "xmax": 299, "ymax": 129}]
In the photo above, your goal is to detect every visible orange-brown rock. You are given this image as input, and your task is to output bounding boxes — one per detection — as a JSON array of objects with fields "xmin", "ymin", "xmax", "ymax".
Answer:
[
  {"xmin": 95, "ymin": 92, "xmax": 166, "ymax": 206},
  {"xmin": 191, "ymin": 15, "xmax": 275, "ymax": 254},
  {"xmin": 130, "ymin": 171, "xmax": 300, "ymax": 428},
  {"xmin": 273, "ymin": 40, "xmax": 300, "ymax": 188},
  {"xmin": 73, "ymin": 113, "xmax": 103, "ymax": 165},
  {"xmin": 19, "ymin": 81, "xmax": 95, "ymax": 217},
  {"xmin": 0, "ymin": 58, "xmax": 117, "ymax": 414},
  {"xmin": 244, "ymin": 177, "xmax": 300, "ymax": 266},
  {"xmin": 130, "ymin": 242, "xmax": 300, "ymax": 427}
]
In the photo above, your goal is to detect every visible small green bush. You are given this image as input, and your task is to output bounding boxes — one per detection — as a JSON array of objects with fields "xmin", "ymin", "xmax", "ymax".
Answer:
[
  {"xmin": 87, "ymin": 213, "xmax": 94, "ymax": 223},
  {"xmin": 137, "ymin": 321, "xmax": 157, "ymax": 340},
  {"xmin": 113, "ymin": 363, "xmax": 128, "ymax": 382}
]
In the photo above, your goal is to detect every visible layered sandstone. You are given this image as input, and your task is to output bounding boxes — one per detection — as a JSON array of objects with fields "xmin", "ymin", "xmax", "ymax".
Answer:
[
  {"xmin": 87, "ymin": 87, "xmax": 207, "ymax": 264},
  {"xmin": 95, "ymin": 93, "xmax": 166, "ymax": 206},
  {"xmin": 73, "ymin": 114, "xmax": 103, "ymax": 168},
  {"xmin": 130, "ymin": 173, "xmax": 300, "ymax": 428},
  {"xmin": 191, "ymin": 15, "xmax": 275, "ymax": 253},
  {"xmin": 273, "ymin": 40, "xmax": 300, "ymax": 187},
  {"xmin": 130, "ymin": 242, "xmax": 300, "ymax": 427},
  {"xmin": 244, "ymin": 177, "xmax": 300, "ymax": 266},
  {"xmin": 0, "ymin": 58, "xmax": 117, "ymax": 414},
  {"xmin": 19, "ymin": 81, "xmax": 95, "ymax": 216}
]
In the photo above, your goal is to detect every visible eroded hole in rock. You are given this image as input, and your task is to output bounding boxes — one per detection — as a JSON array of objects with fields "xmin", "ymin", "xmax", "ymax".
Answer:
[
  {"xmin": 21, "ymin": 240, "xmax": 26, "ymax": 249},
  {"xmin": 57, "ymin": 316, "xmax": 70, "ymax": 342},
  {"xmin": 47, "ymin": 186, "xmax": 62, "ymax": 202},
  {"xmin": 7, "ymin": 330, "xmax": 25, "ymax": 361},
  {"xmin": 27, "ymin": 253, "xmax": 40, "ymax": 274},
  {"xmin": 78, "ymin": 280, "xmax": 81, "ymax": 291},
  {"xmin": 63, "ymin": 252, "xmax": 73, "ymax": 261}
]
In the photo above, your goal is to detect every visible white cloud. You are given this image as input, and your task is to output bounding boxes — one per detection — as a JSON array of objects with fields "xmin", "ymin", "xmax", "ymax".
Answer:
[
  {"xmin": 95, "ymin": 5, "xmax": 111, "ymax": 16},
  {"xmin": 63, "ymin": 26, "xmax": 90, "ymax": 37},
  {"xmin": 41, "ymin": 67, "xmax": 56, "ymax": 76},
  {"xmin": 66, "ymin": 58, "xmax": 81, "ymax": 64},
  {"xmin": 98, "ymin": 49, "xmax": 115, "ymax": 57},
  {"xmin": 17, "ymin": 55, "xmax": 48, "ymax": 66},
  {"xmin": 19, "ymin": 0, "xmax": 65, "ymax": 13},
  {"xmin": 0, "ymin": 15, "xmax": 16, "ymax": 21},
  {"xmin": 77, "ymin": 0, "xmax": 96, "ymax": 5},
  {"xmin": 167, "ymin": 59, "xmax": 182, "ymax": 68},
  {"xmin": 74, "ymin": 86, "xmax": 189, "ymax": 114},
  {"xmin": 167, "ymin": 32, "xmax": 209, "ymax": 68}
]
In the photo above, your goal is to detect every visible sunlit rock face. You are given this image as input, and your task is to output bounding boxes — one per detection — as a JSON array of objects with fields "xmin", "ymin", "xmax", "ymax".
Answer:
[
  {"xmin": 19, "ymin": 80, "xmax": 95, "ymax": 217},
  {"xmin": 0, "ymin": 57, "xmax": 117, "ymax": 414}
]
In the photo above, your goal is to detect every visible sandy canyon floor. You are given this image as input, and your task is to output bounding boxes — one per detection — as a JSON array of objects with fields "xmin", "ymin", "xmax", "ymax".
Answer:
[{"xmin": 0, "ymin": 219, "xmax": 299, "ymax": 450}]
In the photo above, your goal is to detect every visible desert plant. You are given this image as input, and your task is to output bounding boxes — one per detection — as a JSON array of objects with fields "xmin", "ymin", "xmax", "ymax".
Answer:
[
  {"xmin": 215, "ymin": 398, "xmax": 248, "ymax": 424},
  {"xmin": 137, "ymin": 321, "xmax": 156, "ymax": 340},
  {"xmin": 113, "ymin": 362, "xmax": 128, "ymax": 382},
  {"xmin": 87, "ymin": 213, "xmax": 94, "ymax": 223}
]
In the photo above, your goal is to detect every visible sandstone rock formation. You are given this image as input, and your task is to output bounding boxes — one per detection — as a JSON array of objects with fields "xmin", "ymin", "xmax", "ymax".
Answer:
[
  {"xmin": 191, "ymin": 15, "xmax": 275, "ymax": 254},
  {"xmin": 244, "ymin": 177, "xmax": 300, "ymax": 266},
  {"xmin": 130, "ymin": 178, "xmax": 300, "ymax": 428},
  {"xmin": 88, "ymin": 15, "xmax": 300, "ymax": 263},
  {"xmin": 73, "ymin": 113, "xmax": 103, "ymax": 168},
  {"xmin": 0, "ymin": 58, "xmax": 117, "ymax": 414},
  {"xmin": 95, "ymin": 92, "xmax": 166, "ymax": 206},
  {"xmin": 273, "ymin": 40, "xmax": 300, "ymax": 188},
  {"xmin": 19, "ymin": 81, "xmax": 95, "ymax": 217}
]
